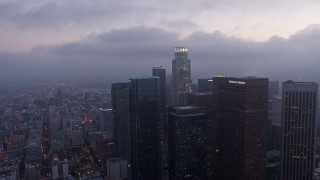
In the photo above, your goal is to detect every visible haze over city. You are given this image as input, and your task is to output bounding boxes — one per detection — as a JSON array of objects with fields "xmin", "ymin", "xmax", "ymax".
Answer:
[
  {"xmin": 3, "ymin": 1, "xmax": 320, "ymax": 180},
  {"xmin": 1, "ymin": 0, "xmax": 320, "ymax": 82}
]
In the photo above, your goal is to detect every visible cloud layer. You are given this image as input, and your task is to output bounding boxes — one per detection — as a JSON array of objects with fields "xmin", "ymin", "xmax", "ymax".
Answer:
[
  {"xmin": 1, "ymin": 25, "xmax": 320, "ymax": 83},
  {"xmin": 1, "ymin": 0, "xmax": 320, "ymax": 51}
]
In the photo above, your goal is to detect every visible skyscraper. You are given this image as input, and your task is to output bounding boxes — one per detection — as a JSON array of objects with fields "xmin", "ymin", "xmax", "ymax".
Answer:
[
  {"xmin": 212, "ymin": 76, "xmax": 268, "ymax": 180},
  {"xmin": 129, "ymin": 77, "xmax": 161, "ymax": 180},
  {"xmin": 152, "ymin": 67, "xmax": 167, "ymax": 178},
  {"xmin": 268, "ymin": 81, "xmax": 279, "ymax": 100},
  {"xmin": 98, "ymin": 108, "xmax": 113, "ymax": 132},
  {"xmin": 187, "ymin": 92, "xmax": 215, "ymax": 179},
  {"xmin": 112, "ymin": 83, "xmax": 131, "ymax": 162},
  {"xmin": 171, "ymin": 47, "xmax": 192, "ymax": 106},
  {"xmin": 152, "ymin": 67, "xmax": 166, "ymax": 137},
  {"xmin": 198, "ymin": 78, "xmax": 213, "ymax": 93},
  {"xmin": 281, "ymin": 81, "xmax": 318, "ymax": 180},
  {"xmin": 168, "ymin": 106, "xmax": 207, "ymax": 179}
]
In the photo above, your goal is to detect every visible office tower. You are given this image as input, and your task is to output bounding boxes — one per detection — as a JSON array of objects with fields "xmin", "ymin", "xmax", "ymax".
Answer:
[
  {"xmin": 168, "ymin": 106, "xmax": 207, "ymax": 179},
  {"xmin": 152, "ymin": 67, "xmax": 168, "ymax": 178},
  {"xmin": 129, "ymin": 77, "xmax": 161, "ymax": 180},
  {"xmin": 166, "ymin": 74, "xmax": 172, "ymax": 107},
  {"xmin": 187, "ymin": 92, "xmax": 215, "ymax": 178},
  {"xmin": 98, "ymin": 108, "xmax": 113, "ymax": 132},
  {"xmin": 112, "ymin": 83, "xmax": 131, "ymax": 162},
  {"xmin": 171, "ymin": 47, "xmax": 192, "ymax": 106},
  {"xmin": 268, "ymin": 81, "xmax": 279, "ymax": 100},
  {"xmin": 198, "ymin": 78, "xmax": 213, "ymax": 93},
  {"xmin": 56, "ymin": 88, "xmax": 62, "ymax": 106},
  {"xmin": 281, "ymin": 81, "xmax": 318, "ymax": 180},
  {"xmin": 212, "ymin": 76, "xmax": 268, "ymax": 180},
  {"xmin": 152, "ymin": 67, "xmax": 166, "ymax": 136}
]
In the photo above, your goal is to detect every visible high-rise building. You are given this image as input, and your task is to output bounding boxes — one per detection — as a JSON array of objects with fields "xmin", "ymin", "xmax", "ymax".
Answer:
[
  {"xmin": 152, "ymin": 67, "xmax": 168, "ymax": 178},
  {"xmin": 168, "ymin": 106, "xmax": 207, "ymax": 179},
  {"xmin": 98, "ymin": 108, "xmax": 113, "ymax": 132},
  {"xmin": 212, "ymin": 76, "xmax": 268, "ymax": 180},
  {"xmin": 56, "ymin": 88, "xmax": 62, "ymax": 106},
  {"xmin": 129, "ymin": 77, "xmax": 161, "ymax": 180},
  {"xmin": 171, "ymin": 47, "xmax": 192, "ymax": 106},
  {"xmin": 166, "ymin": 74, "xmax": 172, "ymax": 106},
  {"xmin": 281, "ymin": 81, "xmax": 318, "ymax": 180},
  {"xmin": 152, "ymin": 67, "xmax": 166, "ymax": 136},
  {"xmin": 112, "ymin": 83, "xmax": 131, "ymax": 162},
  {"xmin": 198, "ymin": 78, "xmax": 213, "ymax": 93},
  {"xmin": 187, "ymin": 92, "xmax": 215, "ymax": 178},
  {"xmin": 268, "ymin": 81, "xmax": 279, "ymax": 100}
]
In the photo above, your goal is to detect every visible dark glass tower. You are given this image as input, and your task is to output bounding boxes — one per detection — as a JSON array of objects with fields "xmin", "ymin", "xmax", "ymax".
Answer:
[
  {"xmin": 152, "ymin": 67, "xmax": 167, "ymax": 137},
  {"xmin": 172, "ymin": 47, "xmax": 192, "ymax": 106},
  {"xmin": 112, "ymin": 83, "xmax": 131, "ymax": 162},
  {"xmin": 198, "ymin": 78, "xmax": 213, "ymax": 93},
  {"xmin": 281, "ymin": 81, "xmax": 318, "ymax": 180},
  {"xmin": 152, "ymin": 67, "xmax": 168, "ymax": 178},
  {"xmin": 168, "ymin": 106, "xmax": 207, "ymax": 179},
  {"xmin": 187, "ymin": 92, "xmax": 215, "ymax": 179},
  {"xmin": 212, "ymin": 76, "xmax": 268, "ymax": 180},
  {"xmin": 129, "ymin": 77, "xmax": 161, "ymax": 180},
  {"xmin": 268, "ymin": 81, "xmax": 279, "ymax": 100}
]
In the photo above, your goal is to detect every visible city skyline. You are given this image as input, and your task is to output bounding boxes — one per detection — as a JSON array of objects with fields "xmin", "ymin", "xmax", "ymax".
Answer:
[{"xmin": 2, "ymin": 1, "xmax": 320, "ymax": 179}]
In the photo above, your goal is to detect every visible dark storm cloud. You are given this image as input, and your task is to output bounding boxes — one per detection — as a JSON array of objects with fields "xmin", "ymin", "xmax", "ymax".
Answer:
[
  {"xmin": 1, "ymin": 25, "xmax": 320, "ymax": 82},
  {"xmin": 0, "ymin": 1, "xmax": 135, "ymax": 29}
]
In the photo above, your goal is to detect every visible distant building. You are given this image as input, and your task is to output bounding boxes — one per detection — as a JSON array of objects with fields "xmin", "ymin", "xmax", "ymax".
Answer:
[
  {"xmin": 168, "ymin": 106, "xmax": 207, "ymax": 179},
  {"xmin": 281, "ymin": 81, "xmax": 318, "ymax": 180},
  {"xmin": 107, "ymin": 157, "xmax": 128, "ymax": 180},
  {"xmin": 268, "ymin": 81, "xmax": 279, "ymax": 100},
  {"xmin": 112, "ymin": 83, "xmax": 131, "ymax": 162},
  {"xmin": 25, "ymin": 137, "xmax": 42, "ymax": 165},
  {"xmin": 212, "ymin": 76, "xmax": 268, "ymax": 180},
  {"xmin": 129, "ymin": 77, "xmax": 161, "ymax": 180},
  {"xmin": 198, "ymin": 78, "xmax": 213, "ymax": 93},
  {"xmin": 56, "ymin": 88, "xmax": 63, "ymax": 106},
  {"xmin": 88, "ymin": 132, "xmax": 115, "ymax": 167},
  {"xmin": 171, "ymin": 47, "xmax": 192, "ymax": 105},
  {"xmin": 98, "ymin": 108, "xmax": 113, "ymax": 133},
  {"xmin": 70, "ymin": 118, "xmax": 84, "ymax": 147},
  {"xmin": 51, "ymin": 154, "xmax": 69, "ymax": 180},
  {"xmin": 0, "ymin": 160, "xmax": 19, "ymax": 180},
  {"xmin": 25, "ymin": 163, "xmax": 40, "ymax": 180}
]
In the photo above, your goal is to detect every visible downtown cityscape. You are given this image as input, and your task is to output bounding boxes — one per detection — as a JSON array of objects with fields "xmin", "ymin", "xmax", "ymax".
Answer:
[
  {"xmin": 1, "ymin": 46, "xmax": 320, "ymax": 180},
  {"xmin": 2, "ymin": 1, "xmax": 320, "ymax": 180}
]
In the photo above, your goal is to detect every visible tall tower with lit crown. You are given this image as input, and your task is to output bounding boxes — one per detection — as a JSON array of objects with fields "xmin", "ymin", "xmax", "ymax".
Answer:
[{"xmin": 171, "ymin": 47, "xmax": 192, "ymax": 106}]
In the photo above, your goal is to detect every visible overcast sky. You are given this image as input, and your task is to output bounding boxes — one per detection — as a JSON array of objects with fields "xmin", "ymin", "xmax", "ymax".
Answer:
[{"xmin": 1, "ymin": 0, "xmax": 320, "ymax": 82}]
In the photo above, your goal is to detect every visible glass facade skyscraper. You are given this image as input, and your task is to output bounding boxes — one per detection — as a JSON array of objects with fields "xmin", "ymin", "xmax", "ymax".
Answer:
[
  {"xmin": 212, "ymin": 76, "xmax": 268, "ymax": 180},
  {"xmin": 152, "ymin": 67, "xmax": 167, "ymax": 137},
  {"xmin": 281, "ymin": 81, "xmax": 318, "ymax": 180},
  {"xmin": 129, "ymin": 77, "xmax": 161, "ymax": 180},
  {"xmin": 112, "ymin": 83, "xmax": 131, "ymax": 162},
  {"xmin": 168, "ymin": 106, "xmax": 207, "ymax": 179}
]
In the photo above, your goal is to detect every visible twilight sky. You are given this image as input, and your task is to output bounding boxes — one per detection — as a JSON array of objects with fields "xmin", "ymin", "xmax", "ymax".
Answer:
[{"xmin": 1, "ymin": 0, "xmax": 320, "ymax": 82}]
